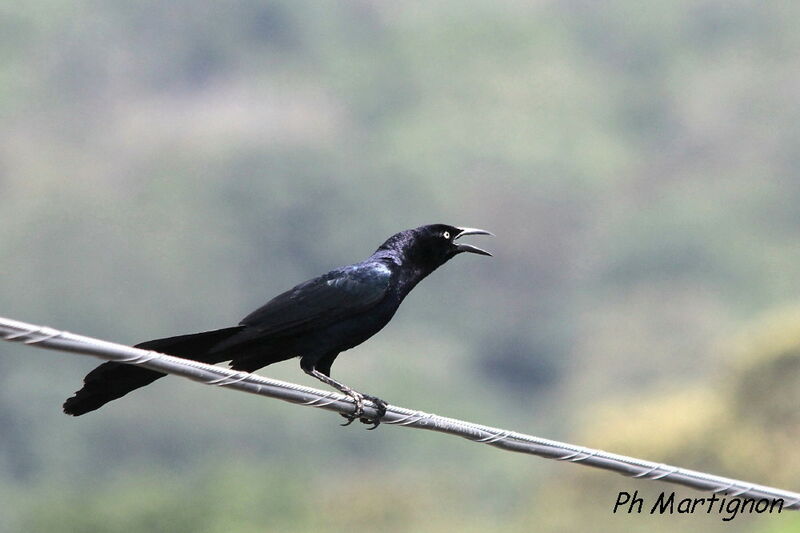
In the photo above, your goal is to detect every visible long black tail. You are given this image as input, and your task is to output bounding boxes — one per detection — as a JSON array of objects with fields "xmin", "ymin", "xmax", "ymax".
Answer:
[{"xmin": 63, "ymin": 326, "xmax": 244, "ymax": 416}]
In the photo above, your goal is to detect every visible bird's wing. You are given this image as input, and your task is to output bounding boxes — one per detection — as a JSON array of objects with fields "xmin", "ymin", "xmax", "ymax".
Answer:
[{"xmin": 238, "ymin": 262, "xmax": 392, "ymax": 336}]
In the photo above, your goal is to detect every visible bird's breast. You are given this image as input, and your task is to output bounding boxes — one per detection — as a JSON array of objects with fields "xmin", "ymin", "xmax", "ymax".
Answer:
[{"xmin": 308, "ymin": 298, "xmax": 400, "ymax": 353}]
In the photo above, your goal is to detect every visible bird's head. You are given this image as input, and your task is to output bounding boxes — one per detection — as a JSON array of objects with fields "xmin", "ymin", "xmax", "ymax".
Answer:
[{"xmin": 376, "ymin": 224, "xmax": 493, "ymax": 273}]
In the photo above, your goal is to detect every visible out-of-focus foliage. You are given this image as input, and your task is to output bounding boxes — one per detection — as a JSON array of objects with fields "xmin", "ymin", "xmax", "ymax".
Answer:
[
  {"xmin": 2, "ymin": 0, "xmax": 800, "ymax": 531},
  {"xmin": 540, "ymin": 307, "xmax": 800, "ymax": 532}
]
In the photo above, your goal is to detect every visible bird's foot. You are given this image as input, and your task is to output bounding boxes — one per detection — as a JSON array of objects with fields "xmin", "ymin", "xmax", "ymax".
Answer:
[
  {"xmin": 338, "ymin": 392, "xmax": 388, "ymax": 429},
  {"xmin": 339, "ymin": 390, "xmax": 366, "ymax": 427},
  {"xmin": 359, "ymin": 394, "xmax": 388, "ymax": 430}
]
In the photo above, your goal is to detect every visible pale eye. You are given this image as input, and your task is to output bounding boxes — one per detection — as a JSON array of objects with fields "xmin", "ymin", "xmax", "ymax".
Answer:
[{"xmin": 442, "ymin": 231, "xmax": 450, "ymax": 239}]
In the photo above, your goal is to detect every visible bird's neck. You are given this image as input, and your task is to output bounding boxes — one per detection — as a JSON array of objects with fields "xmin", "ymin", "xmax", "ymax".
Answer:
[{"xmin": 370, "ymin": 250, "xmax": 435, "ymax": 299}]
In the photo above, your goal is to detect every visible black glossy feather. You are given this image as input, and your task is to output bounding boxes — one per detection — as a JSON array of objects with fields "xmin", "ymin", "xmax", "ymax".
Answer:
[
  {"xmin": 239, "ymin": 263, "xmax": 391, "ymax": 336},
  {"xmin": 63, "ymin": 224, "xmax": 491, "ymax": 418}
]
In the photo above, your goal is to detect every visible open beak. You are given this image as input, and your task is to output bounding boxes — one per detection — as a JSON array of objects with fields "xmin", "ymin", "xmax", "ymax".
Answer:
[{"xmin": 454, "ymin": 227, "xmax": 494, "ymax": 256}]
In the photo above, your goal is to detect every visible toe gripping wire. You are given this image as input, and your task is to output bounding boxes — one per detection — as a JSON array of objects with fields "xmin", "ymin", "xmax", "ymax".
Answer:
[{"xmin": 2, "ymin": 315, "xmax": 800, "ymax": 510}]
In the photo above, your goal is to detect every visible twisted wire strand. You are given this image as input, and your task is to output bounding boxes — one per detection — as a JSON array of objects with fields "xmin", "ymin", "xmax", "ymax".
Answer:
[{"xmin": 2, "ymin": 315, "xmax": 799, "ymax": 509}]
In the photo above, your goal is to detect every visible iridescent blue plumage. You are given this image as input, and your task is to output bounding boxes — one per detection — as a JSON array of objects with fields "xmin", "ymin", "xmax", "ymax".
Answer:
[{"xmin": 63, "ymin": 224, "xmax": 492, "ymax": 426}]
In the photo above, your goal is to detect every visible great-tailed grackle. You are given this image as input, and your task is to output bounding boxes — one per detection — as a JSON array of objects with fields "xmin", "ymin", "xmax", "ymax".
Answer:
[{"xmin": 63, "ymin": 224, "xmax": 492, "ymax": 427}]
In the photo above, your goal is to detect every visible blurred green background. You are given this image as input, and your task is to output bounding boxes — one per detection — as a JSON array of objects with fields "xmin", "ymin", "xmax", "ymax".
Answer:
[{"xmin": 3, "ymin": 1, "xmax": 800, "ymax": 531}]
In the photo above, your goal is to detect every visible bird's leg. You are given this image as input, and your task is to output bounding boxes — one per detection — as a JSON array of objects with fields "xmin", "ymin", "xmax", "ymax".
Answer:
[
  {"xmin": 303, "ymin": 367, "xmax": 367, "ymax": 425},
  {"xmin": 301, "ymin": 364, "xmax": 387, "ymax": 428}
]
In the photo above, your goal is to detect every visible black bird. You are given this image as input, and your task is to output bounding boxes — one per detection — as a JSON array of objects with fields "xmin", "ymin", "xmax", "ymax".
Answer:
[{"xmin": 63, "ymin": 224, "xmax": 492, "ymax": 427}]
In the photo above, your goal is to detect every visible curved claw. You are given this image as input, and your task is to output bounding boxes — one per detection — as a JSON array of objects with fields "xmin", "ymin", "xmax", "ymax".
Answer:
[
  {"xmin": 339, "ymin": 390, "xmax": 365, "ymax": 426},
  {"xmin": 360, "ymin": 395, "xmax": 388, "ymax": 430},
  {"xmin": 340, "ymin": 413, "xmax": 357, "ymax": 427},
  {"xmin": 336, "ymin": 391, "xmax": 388, "ymax": 429}
]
